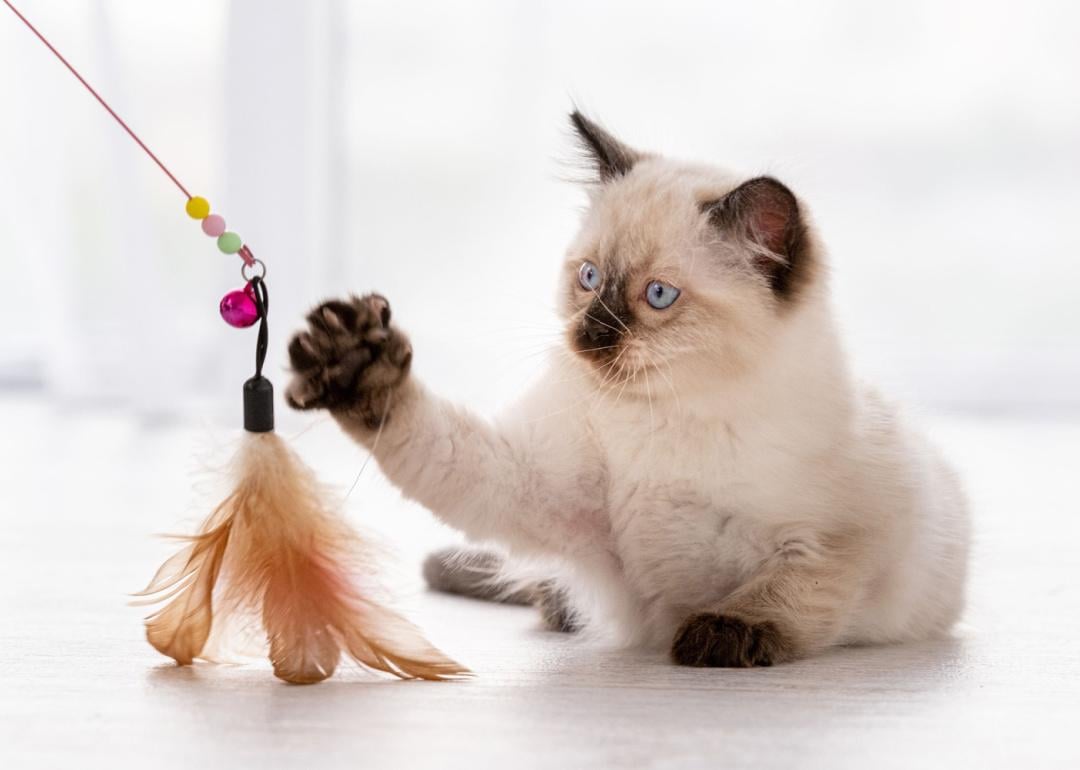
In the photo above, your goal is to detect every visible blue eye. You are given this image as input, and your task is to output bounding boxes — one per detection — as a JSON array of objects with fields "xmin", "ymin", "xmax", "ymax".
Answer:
[
  {"xmin": 578, "ymin": 261, "xmax": 602, "ymax": 291},
  {"xmin": 646, "ymin": 280, "xmax": 681, "ymax": 309}
]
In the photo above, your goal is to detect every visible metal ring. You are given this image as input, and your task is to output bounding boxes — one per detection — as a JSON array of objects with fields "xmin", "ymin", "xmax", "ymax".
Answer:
[{"xmin": 241, "ymin": 258, "xmax": 267, "ymax": 282}]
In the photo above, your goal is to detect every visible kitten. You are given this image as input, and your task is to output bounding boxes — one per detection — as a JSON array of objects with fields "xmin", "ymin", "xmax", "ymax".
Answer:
[{"xmin": 285, "ymin": 112, "xmax": 970, "ymax": 667}]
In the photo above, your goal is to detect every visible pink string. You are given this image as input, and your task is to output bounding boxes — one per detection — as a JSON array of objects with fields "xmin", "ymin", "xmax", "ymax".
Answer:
[{"xmin": 2, "ymin": 0, "xmax": 192, "ymax": 200}]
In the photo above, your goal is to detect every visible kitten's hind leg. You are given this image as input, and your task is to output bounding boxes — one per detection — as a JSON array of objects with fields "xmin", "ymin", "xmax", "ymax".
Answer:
[
  {"xmin": 423, "ymin": 545, "xmax": 580, "ymax": 632},
  {"xmin": 670, "ymin": 534, "xmax": 863, "ymax": 667}
]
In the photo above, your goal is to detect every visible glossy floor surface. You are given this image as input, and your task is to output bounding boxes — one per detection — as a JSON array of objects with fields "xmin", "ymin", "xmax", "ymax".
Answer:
[{"xmin": 2, "ymin": 398, "xmax": 1077, "ymax": 769}]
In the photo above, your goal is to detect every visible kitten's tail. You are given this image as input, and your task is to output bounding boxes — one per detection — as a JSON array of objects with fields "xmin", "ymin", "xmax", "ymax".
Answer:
[
  {"xmin": 422, "ymin": 545, "xmax": 579, "ymax": 633},
  {"xmin": 422, "ymin": 545, "xmax": 534, "ymax": 604}
]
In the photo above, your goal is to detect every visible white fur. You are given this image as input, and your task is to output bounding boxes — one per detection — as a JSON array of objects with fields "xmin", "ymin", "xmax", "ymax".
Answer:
[{"xmin": 337, "ymin": 154, "xmax": 970, "ymax": 657}]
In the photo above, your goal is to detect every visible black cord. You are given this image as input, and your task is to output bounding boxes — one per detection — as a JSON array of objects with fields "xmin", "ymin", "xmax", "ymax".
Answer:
[{"xmin": 249, "ymin": 276, "xmax": 270, "ymax": 379}]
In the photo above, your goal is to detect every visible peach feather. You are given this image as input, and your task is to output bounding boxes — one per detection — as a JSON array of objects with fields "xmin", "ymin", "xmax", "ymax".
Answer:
[{"xmin": 135, "ymin": 432, "xmax": 468, "ymax": 684}]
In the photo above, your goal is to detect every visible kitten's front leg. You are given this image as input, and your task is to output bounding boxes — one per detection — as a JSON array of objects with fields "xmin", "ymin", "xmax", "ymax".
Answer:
[
  {"xmin": 671, "ymin": 537, "xmax": 862, "ymax": 667},
  {"xmin": 286, "ymin": 295, "xmax": 594, "ymax": 555}
]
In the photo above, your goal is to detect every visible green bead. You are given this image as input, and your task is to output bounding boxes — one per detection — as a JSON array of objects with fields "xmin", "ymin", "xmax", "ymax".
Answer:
[{"xmin": 217, "ymin": 231, "xmax": 242, "ymax": 254}]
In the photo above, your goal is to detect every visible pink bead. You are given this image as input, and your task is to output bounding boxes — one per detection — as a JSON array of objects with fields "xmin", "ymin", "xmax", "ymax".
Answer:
[
  {"xmin": 202, "ymin": 214, "xmax": 226, "ymax": 237},
  {"xmin": 219, "ymin": 289, "xmax": 259, "ymax": 328}
]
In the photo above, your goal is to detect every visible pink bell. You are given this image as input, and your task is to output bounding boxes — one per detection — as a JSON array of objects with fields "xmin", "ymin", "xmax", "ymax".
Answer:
[{"xmin": 220, "ymin": 288, "xmax": 259, "ymax": 328}]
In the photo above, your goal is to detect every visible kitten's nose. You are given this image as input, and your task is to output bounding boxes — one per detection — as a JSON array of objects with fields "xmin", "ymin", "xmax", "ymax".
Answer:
[{"xmin": 583, "ymin": 317, "xmax": 606, "ymax": 344}]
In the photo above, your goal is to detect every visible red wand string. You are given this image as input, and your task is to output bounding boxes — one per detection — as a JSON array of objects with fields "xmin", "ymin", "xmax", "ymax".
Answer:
[
  {"xmin": 3, "ymin": 0, "xmax": 262, "ymax": 278},
  {"xmin": 2, "ymin": 0, "xmax": 191, "ymax": 199}
]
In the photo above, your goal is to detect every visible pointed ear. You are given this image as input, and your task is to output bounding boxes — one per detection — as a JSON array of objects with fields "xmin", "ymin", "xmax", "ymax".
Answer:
[
  {"xmin": 570, "ymin": 111, "xmax": 641, "ymax": 183},
  {"xmin": 704, "ymin": 176, "xmax": 809, "ymax": 298}
]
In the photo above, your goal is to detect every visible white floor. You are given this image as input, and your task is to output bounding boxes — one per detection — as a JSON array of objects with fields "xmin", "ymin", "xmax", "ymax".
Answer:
[{"xmin": 1, "ymin": 396, "xmax": 1078, "ymax": 769}]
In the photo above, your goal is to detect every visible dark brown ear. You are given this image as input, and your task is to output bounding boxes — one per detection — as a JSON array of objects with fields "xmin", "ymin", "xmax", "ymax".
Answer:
[
  {"xmin": 570, "ymin": 111, "xmax": 640, "ymax": 183},
  {"xmin": 704, "ymin": 176, "xmax": 809, "ymax": 299}
]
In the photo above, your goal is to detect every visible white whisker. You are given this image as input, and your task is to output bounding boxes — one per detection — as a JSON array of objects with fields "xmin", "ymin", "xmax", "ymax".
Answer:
[
  {"xmin": 583, "ymin": 312, "xmax": 624, "ymax": 336},
  {"xmin": 589, "ymin": 287, "xmax": 631, "ymax": 333},
  {"xmin": 653, "ymin": 356, "xmax": 682, "ymax": 418},
  {"xmin": 345, "ymin": 391, "xmax": 392, "ymax": 499},
  {"xmin": 643, "ymin": 365, "xmax": 655, "ymax": 434},
  {"xmin": 610, "ymin": 365, "xmax": 636, "ymax": 410}
]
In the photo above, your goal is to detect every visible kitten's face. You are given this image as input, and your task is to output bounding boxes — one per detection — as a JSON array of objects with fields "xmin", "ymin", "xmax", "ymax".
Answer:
[{"xmin": 559, "ymin": 113, "xmax": 816, "ymax": 394}]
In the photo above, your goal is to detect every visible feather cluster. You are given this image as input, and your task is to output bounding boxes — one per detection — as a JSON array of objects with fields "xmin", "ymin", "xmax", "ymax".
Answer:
[{"xmin": 134, "ymin": 431, "xmax": 467, "ymax": 684}]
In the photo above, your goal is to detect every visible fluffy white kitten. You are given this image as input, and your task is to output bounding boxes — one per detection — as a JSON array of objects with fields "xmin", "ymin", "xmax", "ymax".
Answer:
[{"xmin": 286, "ymin": 112, "xmax": 970, "ymax": 667}]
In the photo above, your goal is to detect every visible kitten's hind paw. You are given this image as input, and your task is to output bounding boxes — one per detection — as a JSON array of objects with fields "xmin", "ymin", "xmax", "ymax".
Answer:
[
  {"xmin": 670, "ymin": 613, "xmax": 787, "ymax": 668},
  {"xmin": 285, "ymin": 294, "xmax": 412, "ymax": 427}
]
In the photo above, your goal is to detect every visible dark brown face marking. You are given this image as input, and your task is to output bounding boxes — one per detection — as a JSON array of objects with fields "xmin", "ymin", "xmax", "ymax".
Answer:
[
  {"xmin": 703, "ymin": 176, "xmax": 812, "ymax": 302},
  {"xmin": 570, "ymin": 111, "xmax": 641, "ymax": 183},
  {"xmin": 572, "ymin": 272, "xmax": 634, "ymax": 365},
  {"xmin": 670, "ymin": 613, "xmax": 789, "ymax": 667}
]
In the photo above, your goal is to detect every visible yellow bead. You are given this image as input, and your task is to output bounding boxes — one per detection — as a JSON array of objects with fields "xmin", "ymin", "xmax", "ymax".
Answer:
[{"xmin": 185, "ymin": 196, "xmax": 211, "ymax": 219}]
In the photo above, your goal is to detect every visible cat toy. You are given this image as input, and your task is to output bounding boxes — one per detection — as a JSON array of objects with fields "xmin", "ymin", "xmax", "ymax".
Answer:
[{"xmin": 4, "ymin": 0, "xmax": 466, "ymax": 684}]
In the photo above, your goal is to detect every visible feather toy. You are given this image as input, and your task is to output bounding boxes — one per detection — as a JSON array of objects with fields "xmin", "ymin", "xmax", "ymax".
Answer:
[
  {"xmin": 5, "ymin": 0, "xmax": 467, "ymax": 684},
  {"xmin": 134, "ymin": 427, "xmax": 464, "ymax": 683}
]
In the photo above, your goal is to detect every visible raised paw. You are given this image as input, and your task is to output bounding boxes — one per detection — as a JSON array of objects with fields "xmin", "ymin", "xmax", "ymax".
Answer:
[
  {"xmin": 670, "ymin": 613, "xmax": 787, "ymax": 668},
  {"xmin": 285, "ymin": 294, "xmax": 412, "ymax": 427}
]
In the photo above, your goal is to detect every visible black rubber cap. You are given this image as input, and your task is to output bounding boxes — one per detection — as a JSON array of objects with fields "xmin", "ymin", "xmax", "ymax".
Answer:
[{"xmin": 243, "ymin": 375, "xmax": 275, "ymax": 433}]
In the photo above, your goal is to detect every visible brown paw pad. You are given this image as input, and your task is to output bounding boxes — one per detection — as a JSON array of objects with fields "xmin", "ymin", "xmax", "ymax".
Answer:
[
  {"xmin": 285, "ymin": 293, "xmax": 411, "ymax": 418},
  {"xmin": 670, "ymin": 614, "xmax": 786, "ymax": 668}
]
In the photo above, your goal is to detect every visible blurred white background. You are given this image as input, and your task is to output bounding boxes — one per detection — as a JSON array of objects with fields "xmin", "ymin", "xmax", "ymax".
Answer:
[
  {"xmin": 1, "ymin": 0, "xmax": 1078, "ymax": 425},
  {"xmin": 3, "ymin": 8, "xmax": 1080, "ymax": 766}
]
